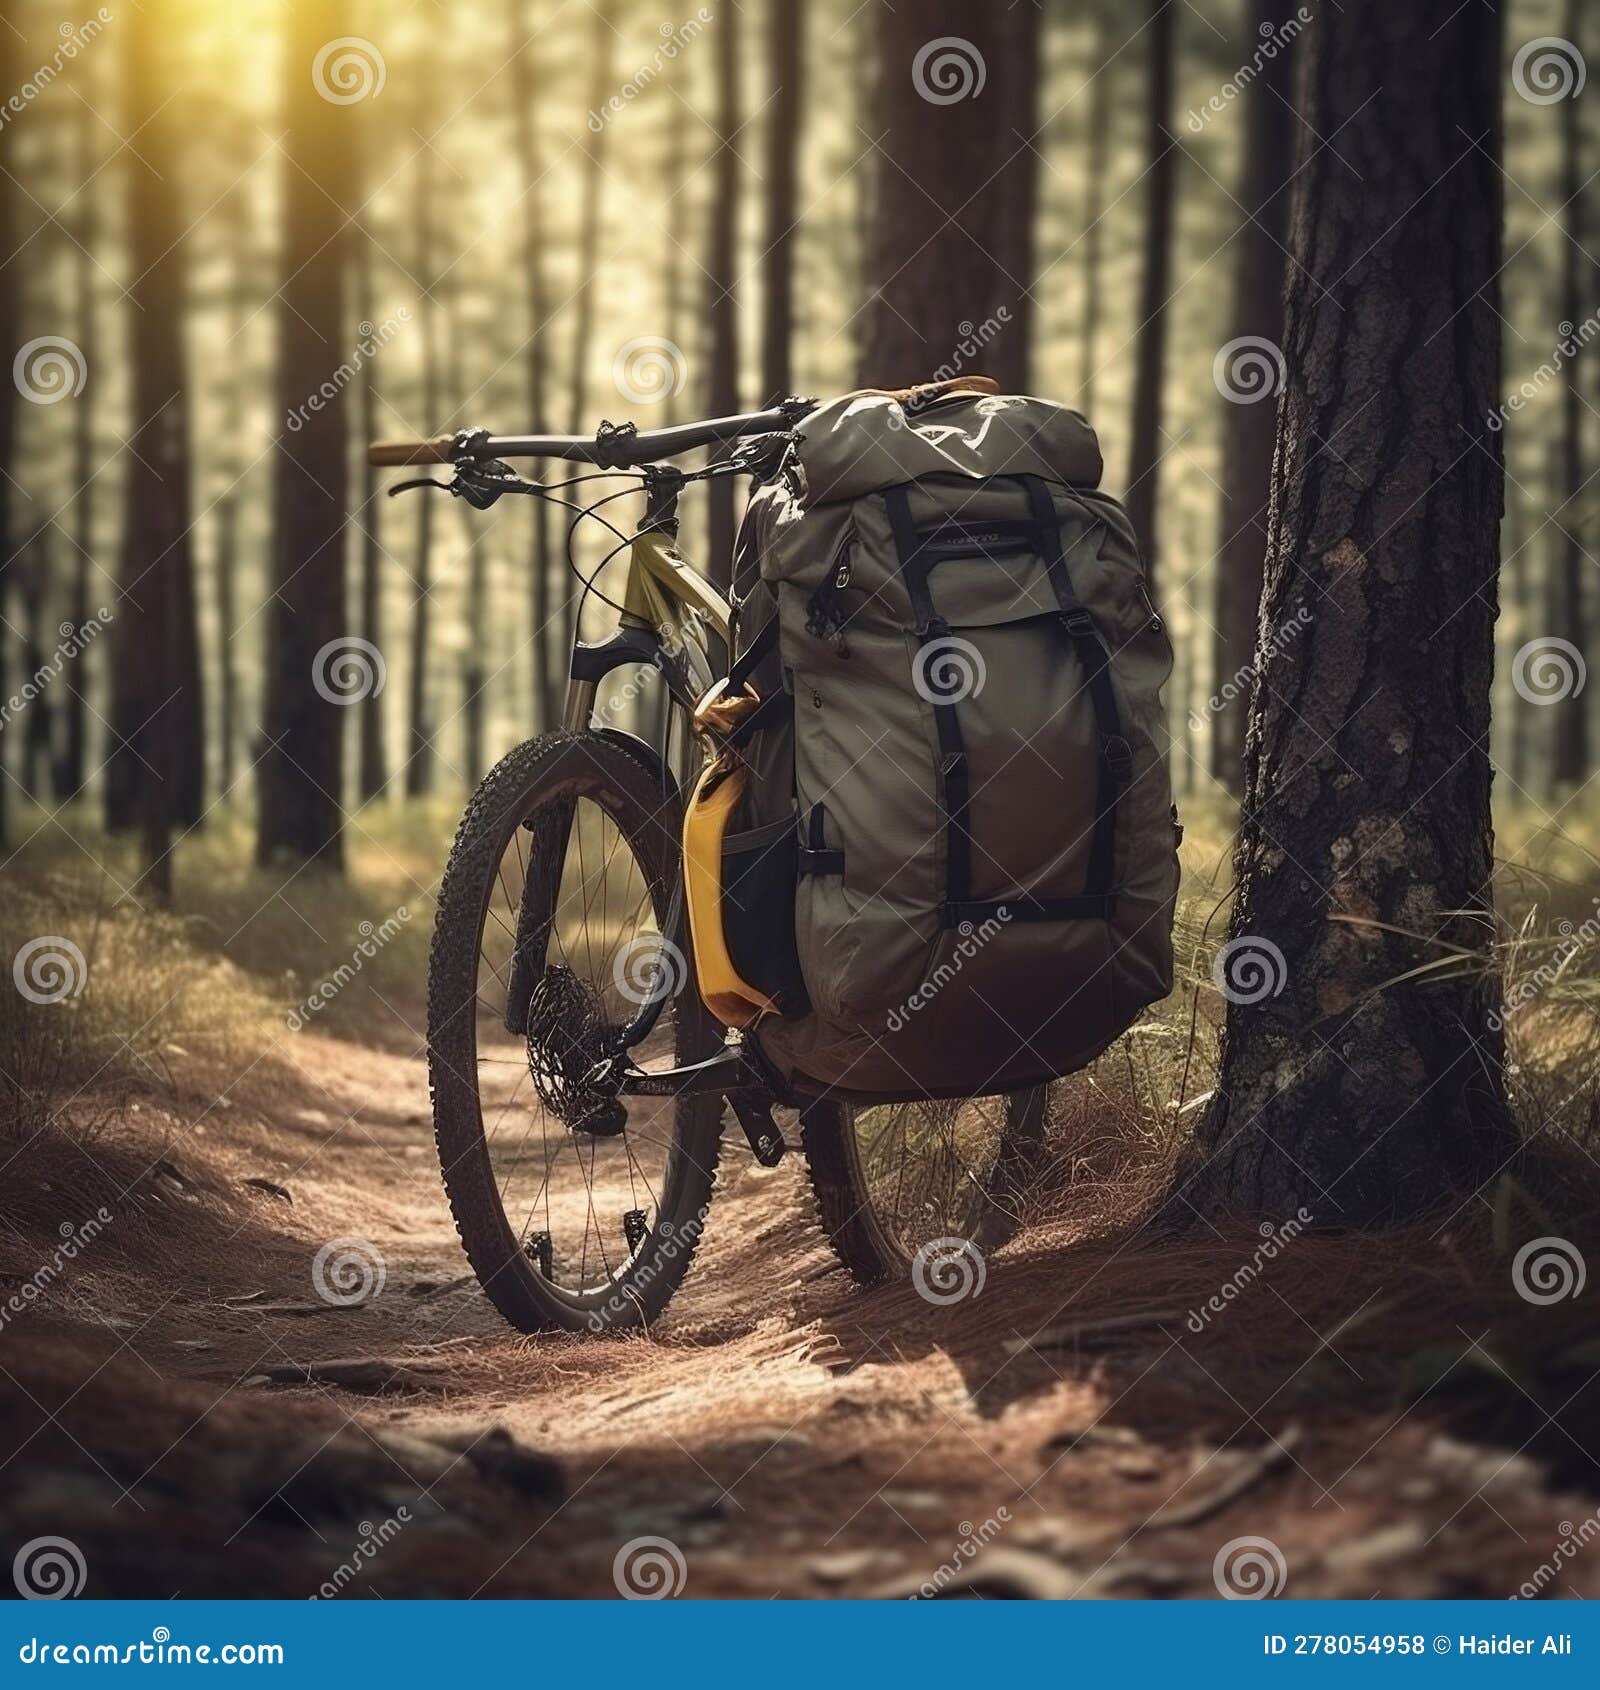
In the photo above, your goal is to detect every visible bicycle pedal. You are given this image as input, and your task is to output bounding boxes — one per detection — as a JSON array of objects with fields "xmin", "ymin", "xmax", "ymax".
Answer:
[{"xmin": 729, "ymin": 1093, "xmax": 785, "ymax": 1167}]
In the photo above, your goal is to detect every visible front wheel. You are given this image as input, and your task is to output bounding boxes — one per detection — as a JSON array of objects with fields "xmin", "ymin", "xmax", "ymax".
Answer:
[
  {"xmin": 428, "ymin": 731, "xmax": 721, "ymax": 1334},
  {"xmin": 802, "ymin": 1089, "xmax": 1049, "ymax": 1285}
]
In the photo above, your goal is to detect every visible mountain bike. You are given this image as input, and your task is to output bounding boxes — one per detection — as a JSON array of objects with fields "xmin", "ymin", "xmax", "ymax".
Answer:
[{"xmin": 370, "ymin": 400, "xmax": 1048, "ymax": 1333}]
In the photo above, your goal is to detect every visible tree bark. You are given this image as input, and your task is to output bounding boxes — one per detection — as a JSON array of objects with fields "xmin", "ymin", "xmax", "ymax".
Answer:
[
  {"xmin": 406, "ymin": 80, "xmax": 440, "ymax": 800},
  {"xmin": 705, "ymin": 0, "xmax": 742, "ymax": 594},
  {"xmin": 1122, "ymin": 0, "xmax": 1177, "ymax": 598},
  {"xmin": 1208, "ymin": 0, "xmax": 1301, "ymax": 792},
  {"xmin": 107, "ymin": 0, "xmax": 205, "ymax": 896},
  {"xmin": 257, "ymin": 0, "xmax": 353, "ymax": 869},
  {"xmin": 1552, "ymin": 0, "xmax": 1587, "ymax": 787},
  {"xmin": 0, "ymin": 15, "xmax": 14, "ymax": 844},
  {"xmin": 760, "ymin": 0, "xmax": 804, "ymax": 405},
  {"xmin": 856, "ymin": 0, "xmax": 1036, "ymax": 387},
  {"xmin": 1182, "ymin": 0, "xmax": 1515, "ymax": 1226},
  {"xmin": 985, "ymin": 0, "xmax": 1042, "ymax": 394}
]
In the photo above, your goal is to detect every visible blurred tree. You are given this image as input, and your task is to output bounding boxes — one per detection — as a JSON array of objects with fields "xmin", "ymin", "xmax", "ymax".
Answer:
[
  {"xmin": 856, "ymin": 0, "xmax": 1036, "ymax": 386},
  {"xmin": 1078, "ymin": 7, "xmax": 1117, "ymax": 414},
  {"xmin": 1553, "ymin": 0, "xmax": 1587, "ymax": 788},
  {"xmin": 354, "ymin": 199, "xmax": 388, "ymax": 801},
  {"xmin": 0, "ymin": 14, "xmax": 13, "ymax": 844},
  {"xmin": 562, "ymin": 0, "xmax": 618, "ymax": 657},
  {"xmin": 406, "ymin": 78, "xmax": 442, "ymax": 799},
  {"xmin": 257, "ymin": 0, "xmax": 354, "ymax": 869},
  {"xmin": 508, "ymin": 0, "xmax": 559, "ymax": 727},
  {"xmin": 1209, "ymin": 0, "xmax": 1300, "ymax": 793},
  {"xmin": 1123, "ymin": 0, "xmax": 1177, "ymax": 595},
  {"xmin": 705, "ymin": 0, "xmax": 742, "ymax": 592},
  {"xmin": 19, "ymin": 529, "xmax": 54, "ymax": 798},
  {"xmin": 987, "ymin": 0, "xmax": 1042, "ymax": 393},
  {"xmin": 1185, "ymin": 0, "xmax": 1514, "ymax": 1225},
  {"xmin": 107, "ymin": 0, "xmax": 205, "ymax": 897},
  {"xmin": 57, "ymin": 94, "xmax": 100, "ymax": 802},
  {"xmin": 761, "ymin": 0, "xmax": 804, "ymax": 404}
]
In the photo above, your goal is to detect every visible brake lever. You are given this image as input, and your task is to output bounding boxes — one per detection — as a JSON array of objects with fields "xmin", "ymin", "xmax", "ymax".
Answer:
[{"xmin": 387, "ymin": 475, "xmax": 452, "ymax": 497}]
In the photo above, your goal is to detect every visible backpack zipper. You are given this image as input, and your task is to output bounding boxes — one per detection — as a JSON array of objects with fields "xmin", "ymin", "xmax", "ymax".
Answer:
[{"xmin": 804, "ymin": 536, "xmax": 856, "ymax": 654}]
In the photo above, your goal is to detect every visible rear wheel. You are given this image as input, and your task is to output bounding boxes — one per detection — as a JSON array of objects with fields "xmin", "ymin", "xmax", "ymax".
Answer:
[
  {"xmin": 801, "ymin": 1089, "xmax": 1049, "ymax": 1285},
  {"xmin": 428, "ymin": 731, "xmax": 721, "ymax": 1334}
]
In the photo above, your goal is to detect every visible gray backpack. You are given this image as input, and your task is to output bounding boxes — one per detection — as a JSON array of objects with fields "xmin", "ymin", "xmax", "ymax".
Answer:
[{"xmin": 685, "ymin": 386, "xmax": 1178, "ymax": 1105}]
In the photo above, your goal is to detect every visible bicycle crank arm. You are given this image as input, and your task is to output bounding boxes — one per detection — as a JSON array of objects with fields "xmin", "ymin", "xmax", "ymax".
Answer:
[{"xmin": 608, "ymin": 1042, "xmax": 756, "ymax": 1098}]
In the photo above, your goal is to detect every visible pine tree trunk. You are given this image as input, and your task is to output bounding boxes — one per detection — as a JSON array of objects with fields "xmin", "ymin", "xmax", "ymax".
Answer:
[
  {"xmin": 1208, "ymin": 0, "xmax": 1300, "ymax": 792},
  {"xmin": 0, "ymin": 16, "xmax": 14, "ymax": 845},
  {"xmin": 20, "ymin": 533, "xmax": 53, "ymax": 799},
  {"xmin": 508, "ymin": 0, "xmax": 558, "ymax": 727},
  {"xmin": 215, "ymin": 496, "xmax": 239, "ymax": 795},
  {"xmin": 1077, "ymin": 9, "xmax": 1114, "ymax": 414},
  {"xmin": 406, "ymin": 87, "xmax": 440, "ymax": 800},
  {"xmin": 355, "ymin": 211, "xmax": 388, "ymax": 802},
  {"xmin": 1552, "ymin": 0, "xmax": 1587, "ymax": 788},
  {"xmin": 1122, "ymin": 0, "xmax": 1177, "ymax": 596},
  {"xmin": 986, "ymin": 0, "xmax": 1041, "ymax": 393},
  {"xmin": 760, "ymin": 0, "xmax": 803, "ymax": 405},
  {"xmin": 107, "ymin": 0, "xmax": 205, "ymax": 895},
  {"xmin": 856, "ymin": 0, "xmax": 1035, "ymax": 386},
  {"xmin": 59, "ymin": 95, "xmax": 99, "ymax": 803},
  {"xmin": 705, "ymin": 0, "xmax": 742, "ymax": 595},
  {"xmin": 257, "ymin": 0, "xmax": 352, "ymax": 869},
  {"xmin": 1183, "ymin": 0, "xmax": 1515, "ymax": 1226}
]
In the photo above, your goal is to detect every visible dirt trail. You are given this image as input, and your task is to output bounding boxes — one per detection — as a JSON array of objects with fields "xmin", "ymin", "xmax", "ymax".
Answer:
[{"xmin": 3, "ymin": 1027, "xmax": 1598, "ymax": 1601}]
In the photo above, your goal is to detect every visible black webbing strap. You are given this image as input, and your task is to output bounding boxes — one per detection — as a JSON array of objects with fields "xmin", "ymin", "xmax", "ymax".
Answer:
[
  {"xmin": 1022, "ymin": 475, "xmax": 1127, "ymax": 906},
  {"xmin": 884, "ymin": 485, "xmax": 973, "ymax": 909},
  {"xmin": 796, "ymin": 803, "xmax": 844, "ymax": 877},
  {"xmin": 726, "ymin": 614, "xmax": 779, "ymax": 697},
  {"xmin": 947, "ymin": 894, "xmax": 1117, "ymax": 926}
]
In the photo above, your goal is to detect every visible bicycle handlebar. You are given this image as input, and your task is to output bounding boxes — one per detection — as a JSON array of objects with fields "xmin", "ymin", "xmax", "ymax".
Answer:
[{"xmin": 368, "ymin": 398, "xmax": 817, "ymax": 471}]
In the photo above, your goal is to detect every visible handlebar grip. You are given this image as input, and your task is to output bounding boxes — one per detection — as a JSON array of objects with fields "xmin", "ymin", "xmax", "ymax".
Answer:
[{"xmin": 368, "ymin": 435, "xmax": 456, "ymax": 466}]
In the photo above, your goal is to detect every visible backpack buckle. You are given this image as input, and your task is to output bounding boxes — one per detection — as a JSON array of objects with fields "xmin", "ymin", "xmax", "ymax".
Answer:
[
  {"xmin": 1100, "ymin": 735, "xmax": 1133, "ymax": 785},
  {"xmin": 1059, "ymin": 605, "xmax": 1096, "ymax": 639}
]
